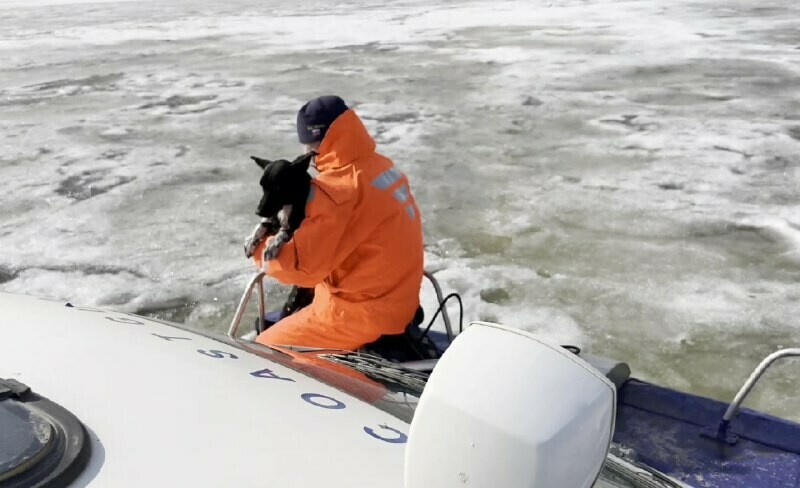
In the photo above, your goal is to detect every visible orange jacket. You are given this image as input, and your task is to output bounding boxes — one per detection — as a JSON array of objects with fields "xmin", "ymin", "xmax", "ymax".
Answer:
[{"xmin": 253, "ymin": 109, "xmax": 423, "ymax": 350}]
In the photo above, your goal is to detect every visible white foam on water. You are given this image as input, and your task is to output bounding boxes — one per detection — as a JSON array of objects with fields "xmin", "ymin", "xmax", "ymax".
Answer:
[
  {"xmin": 3, "ymin": 268, "xmax": 150, "ymax": 308},
  {"xmin": 422, "ymin": 248, "xmax": 587, "ymax": 346},
  {"xmin": 0, "ymin": 4, "xmax": 443, "ymax": 52},
  {"xmin": 736, "ymin": 217, "xmax": 800, "ymax": 264},
  {"xmin": 0, "ymin": 0, "xmax": 142, "ymax": 6}
]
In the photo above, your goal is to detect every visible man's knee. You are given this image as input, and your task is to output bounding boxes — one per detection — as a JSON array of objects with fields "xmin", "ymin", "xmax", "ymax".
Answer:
[{"xmin": 255, "ymin": 310, "xmax": 318, "ymax": 347}]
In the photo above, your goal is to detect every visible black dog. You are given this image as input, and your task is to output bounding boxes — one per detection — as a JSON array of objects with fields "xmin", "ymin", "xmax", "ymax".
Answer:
[
  {"xmin": 243, "ymin": 151, "xmax": 316, "ymax": 329},
  {"xmin": 244, "ymin": 152, "xmax": 313, "ymax": 258}
]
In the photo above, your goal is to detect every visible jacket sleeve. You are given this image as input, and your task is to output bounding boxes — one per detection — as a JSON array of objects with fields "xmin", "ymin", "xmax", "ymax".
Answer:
[{"xmin": 253, "ymin": 186, "xmax": 356, "ymax": 288}]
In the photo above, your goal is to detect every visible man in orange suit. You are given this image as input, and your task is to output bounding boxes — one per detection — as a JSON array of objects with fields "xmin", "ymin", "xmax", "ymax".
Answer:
[{"xmin": 252, "ymin": 95, "xmax": 423, "ymax": 351}]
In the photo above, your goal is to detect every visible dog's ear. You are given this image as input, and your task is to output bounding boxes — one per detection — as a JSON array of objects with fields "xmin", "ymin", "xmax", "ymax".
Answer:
[
  {"xmin": 250, "ymin": 156, "xmax": 273, "ymax": 170},
  {"xmin": 290, "ymin": 152, "xmax": 314, "ymax": 172}
]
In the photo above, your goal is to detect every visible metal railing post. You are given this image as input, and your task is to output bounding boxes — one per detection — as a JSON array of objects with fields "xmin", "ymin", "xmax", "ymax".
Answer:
[
  {"xmin": 423, "ymin": 270, "xmax": 454, "ymax": 341},
  {"xmin": 227, "ymin": 272, "xmax": 265, "ymax": 339},
  {"xmin": 715, "ymin": 348, "xmax": 800, "ymax": 440},
  {"xmin": 256, "ymin": 277, "xmax": 266, "ymax": 335}
]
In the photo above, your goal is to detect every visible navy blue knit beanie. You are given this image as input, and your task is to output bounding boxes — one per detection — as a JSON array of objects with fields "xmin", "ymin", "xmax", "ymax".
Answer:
[{"xmin": 296, "ymin": 95, "xmax": 349, "ymax": 144}]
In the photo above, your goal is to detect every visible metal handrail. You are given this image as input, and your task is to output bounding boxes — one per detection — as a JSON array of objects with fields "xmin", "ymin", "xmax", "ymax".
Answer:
[
  {"xmin": 423, "ymin": 270, "xmax": 454, "ymax": 341},
  {"xmin": 715, "ymin": 348, "xmax": 800, "ymax": 439},
  {"xmin": 227, "ymin": 272, "xmax": 266, "ymax": 339},
  {"xmin": 227, "ymin": 270, "xmax": 455, "ymax": 341}
]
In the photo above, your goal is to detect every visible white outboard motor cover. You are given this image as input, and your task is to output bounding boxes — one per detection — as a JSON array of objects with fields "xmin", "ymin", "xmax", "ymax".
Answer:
[{"xmin": 405, "ymin": 322, "xmax": 616, "ymax": 488}]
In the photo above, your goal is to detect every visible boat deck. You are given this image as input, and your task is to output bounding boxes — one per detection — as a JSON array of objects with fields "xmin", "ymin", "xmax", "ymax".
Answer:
[{"xmin": 614, "ymin": 380, "xmax": 800, "ymax": 488}]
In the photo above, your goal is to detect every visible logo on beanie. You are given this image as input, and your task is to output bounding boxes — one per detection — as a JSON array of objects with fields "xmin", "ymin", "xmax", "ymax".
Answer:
[{"xmin": 308, "ymin": 124, "xmax": 325, "ymax": 138}]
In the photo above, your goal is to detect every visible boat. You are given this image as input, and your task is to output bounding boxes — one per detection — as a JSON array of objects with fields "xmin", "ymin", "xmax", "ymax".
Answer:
[{"xmin": 1, "ymin": 271, "xmax": 798, "ymax": 487}]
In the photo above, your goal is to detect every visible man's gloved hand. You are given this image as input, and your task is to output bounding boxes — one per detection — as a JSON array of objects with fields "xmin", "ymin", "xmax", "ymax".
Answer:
[{"xmin": 243, "ymin": 218, "xmax": 280, "ymax": 258}]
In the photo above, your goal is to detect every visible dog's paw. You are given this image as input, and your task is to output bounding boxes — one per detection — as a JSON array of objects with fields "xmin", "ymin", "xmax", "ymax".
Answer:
[
  {"xmin": 243, "ymin": 221, "xmax": 270, "ymax": 258},
  {"xmin": 263, "ymin": 230, "xmax": 290, "ymax": 261},
  {"xmin": 243, "ymin": 237, "xmax": 262, "ymax": 259}
]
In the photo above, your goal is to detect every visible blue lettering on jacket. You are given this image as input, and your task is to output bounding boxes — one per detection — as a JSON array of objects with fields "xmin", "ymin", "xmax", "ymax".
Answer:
[{"xmin": 371, "ymin": 167, "xmax": 402, "ymax": 190}]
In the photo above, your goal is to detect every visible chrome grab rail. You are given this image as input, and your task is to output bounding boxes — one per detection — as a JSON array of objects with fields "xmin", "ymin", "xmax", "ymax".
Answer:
[
  {"xmin": 423, "ymin": 270, "xmax": 454, "ymax": 341},
  {"xmin": 227, "ymin": 270, "xmax": 455, "ymax": 341},
  {"xmin": 227, "ymin": 271, "xmax": 266, "ymax": 339},
  {"xmin": 714, "ymin": 348, "xmax": 800, "ymax": 440}
]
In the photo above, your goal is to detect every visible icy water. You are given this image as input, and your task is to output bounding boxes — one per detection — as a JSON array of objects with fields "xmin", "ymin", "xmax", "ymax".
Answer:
[{"xmin": 1, "ymin": 0, "xmax": 799, "ymax": 420}]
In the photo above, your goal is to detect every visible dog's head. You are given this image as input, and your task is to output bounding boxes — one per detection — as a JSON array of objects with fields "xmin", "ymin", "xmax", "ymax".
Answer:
[{"xmin": 251, "ymin": 152, "xmax": 314, "ymax": 218}]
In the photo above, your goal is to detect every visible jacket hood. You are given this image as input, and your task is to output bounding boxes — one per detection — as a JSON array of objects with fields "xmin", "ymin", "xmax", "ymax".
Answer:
[{"xmin": 314, "ymin": 109, "xmax": 376, "ymax": 172}]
